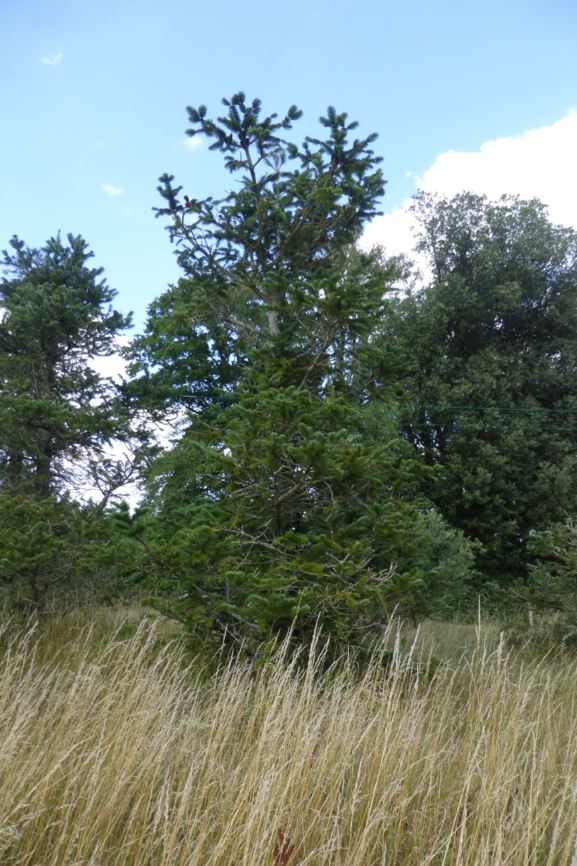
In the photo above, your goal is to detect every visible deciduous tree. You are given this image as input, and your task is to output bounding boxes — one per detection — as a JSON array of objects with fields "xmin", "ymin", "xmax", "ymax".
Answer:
[{"xmin": 396, "ymin": 192, "xmax": 577, "ymax": 580}]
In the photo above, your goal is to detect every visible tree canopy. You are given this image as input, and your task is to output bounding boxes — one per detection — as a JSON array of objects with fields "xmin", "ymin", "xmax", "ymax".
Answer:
[
  {"xmin": 5, "ymin": 96, "xmax": 577, "ymax": 644},
  {"xmin": 0, "ymin": 233, "xmax": 132, "ymax": 496},
  {"xmin": 0, "ymin": 234, "xmax": 137, "ymax": 606},
  {"xmin": 395, "ymin": 192, "xmax": 577, "ymax": 580},
  {"xmin": 125, "ymin": 94, "xmax": 472, "ymax": 651}
]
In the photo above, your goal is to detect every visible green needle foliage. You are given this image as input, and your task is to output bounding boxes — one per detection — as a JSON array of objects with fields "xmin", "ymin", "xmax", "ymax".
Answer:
[
  {"xmin": 0, "ymin": 234, "xmax": 132, "ymax": 496},
  {"xmin": 128, "ymin": 94, "xmax": 474, "ymax": 651},
  {"xmin": 0, "ymin": 234, "xmax": 136, "ymax": 607},
  {"xmin": 129, "ymin": 94, "xmax": 386, "ymax": 415}
]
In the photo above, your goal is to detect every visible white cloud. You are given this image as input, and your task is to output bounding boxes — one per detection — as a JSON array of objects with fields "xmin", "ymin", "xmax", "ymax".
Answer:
[
  {"xmin": 40, "ymin": 51, "xmax": 63, "ymax": 67},
  {"xmin": 183, "ymin": 135, "xmax": 203, "ymax": 152},
  {"xmin": 362, "ymin": 207, "xmax": 417, "ymax": 260},
  {"xmin": 89, "ymin": 349, "xmax": 128, "ymax": 382},
  {"xmin": 363, "ymin": 109, "xmax": 577, "ymax": 260},
  {"xmin": 102, "ymin": 182, "xmax": 125, "ymax": 197}
]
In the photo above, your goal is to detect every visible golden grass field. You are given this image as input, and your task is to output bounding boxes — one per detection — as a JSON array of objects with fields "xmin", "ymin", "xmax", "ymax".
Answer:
[{"xmin": 1, "ymin": 609, "xmax": 577, "ymax": 866}]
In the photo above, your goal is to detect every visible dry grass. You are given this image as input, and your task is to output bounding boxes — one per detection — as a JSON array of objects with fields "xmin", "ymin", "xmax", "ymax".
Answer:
[{"xmin": 1, "ymin": 613, "xmax": 577, "ymax": 865}]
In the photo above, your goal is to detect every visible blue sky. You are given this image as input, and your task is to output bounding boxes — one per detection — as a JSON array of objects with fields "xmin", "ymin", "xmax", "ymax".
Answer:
[{"xmin": 2, "ymin": 0, "xmax": 577, "ymax": 332}]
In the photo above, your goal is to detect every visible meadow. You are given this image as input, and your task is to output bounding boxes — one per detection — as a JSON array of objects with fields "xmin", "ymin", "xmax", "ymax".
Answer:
[{"xmin": 1, "ymin": 609, "xmax": 577, "ymax": 866}]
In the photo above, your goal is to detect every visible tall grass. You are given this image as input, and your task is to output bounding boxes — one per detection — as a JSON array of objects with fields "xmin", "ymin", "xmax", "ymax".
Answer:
[{"xmin": 1, "ymin": 615, "xmax": 577, "ymax": 865}]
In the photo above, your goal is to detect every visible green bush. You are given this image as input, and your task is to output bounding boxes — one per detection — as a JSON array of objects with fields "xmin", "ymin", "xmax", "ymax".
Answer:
[{"xmin": 513, "ymin": 517, "xmax": 577, "ymax": 647}]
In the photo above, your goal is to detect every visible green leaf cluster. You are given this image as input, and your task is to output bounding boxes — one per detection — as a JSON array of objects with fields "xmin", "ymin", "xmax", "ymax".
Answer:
[{"xmin": 394, "ymin": 192, "xmax": 577, "ymax": 581}]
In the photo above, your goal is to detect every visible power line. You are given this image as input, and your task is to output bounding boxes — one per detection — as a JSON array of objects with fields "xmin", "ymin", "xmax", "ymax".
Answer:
[
  {"xmin": 416, "ymin": 404, "xmax": 577, "ymax": 415},
  {"xmin": 420, "ymin": 421, "xmax": 577, "ymax": 433},
  {"xmin": 403, "ymin": 404, "xmax": 577, "ymax": 434}
]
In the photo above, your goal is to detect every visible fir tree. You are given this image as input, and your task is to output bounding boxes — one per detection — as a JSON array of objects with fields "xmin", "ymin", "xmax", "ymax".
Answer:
[
  {"xmin": 0, "ymin": 234, "xmax": 136, "ymax": 606},
  {"xmin": 128, "ymin": 94, "xmax": 474, "ymax": 650},
  {"xmin": 0, "ymin": 233, "xmax": 133, "ymax": 495}
]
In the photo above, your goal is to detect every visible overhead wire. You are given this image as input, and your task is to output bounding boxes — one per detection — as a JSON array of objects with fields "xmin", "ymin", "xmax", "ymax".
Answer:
[{"xmin": 405, "ymin": 404, "xmax": 577, "ymax": 434}]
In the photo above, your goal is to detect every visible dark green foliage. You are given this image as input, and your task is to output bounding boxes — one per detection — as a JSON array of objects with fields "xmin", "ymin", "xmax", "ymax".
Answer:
[
  {"xmin": 0, "ymin": 234, "xmax": 142, "ymax": 607},
  {"xmin": 511, "ymin": 518, "xmax": 577, "ymax": 647},
  {"xmin": 139, "ymin": 361, "xmax": 429, "ymax": 648},
  {"xmin": 157, "ymin": 94, "xmax": 384, "ymax": 283},
  {"xmin": 0, "ymin": 493, "xmax": 116, "ymax": 610},
  {"xmin": 128, "ymin": 94, "xmax": 473, "ymax": 650},
  {"xmin": 394, "ymin": 193, "xmax": 577, "ymax": 581},
  {"xmin": 0, "ymin": 234, "xmax": 133, "ymax": 496},
  {"xmin": 407, "ymin": 509, "xmax": 480, "ymax": 618},
  {"xmin": 128, "ymin": 93, "xmax": 386, "ymax": 414}
]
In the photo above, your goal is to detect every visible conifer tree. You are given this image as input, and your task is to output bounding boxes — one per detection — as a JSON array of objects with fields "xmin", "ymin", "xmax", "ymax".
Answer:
[
  {"xmin": 128, "ymin": 94, "xmax": 474, "ymax": 650},
  {"xmin": 0, "ymin": 234, "xmax": 135, "ymax": 605},
  {"xmin": 0, "ymin": 233, "xmax": 133, "ymax": 496}
]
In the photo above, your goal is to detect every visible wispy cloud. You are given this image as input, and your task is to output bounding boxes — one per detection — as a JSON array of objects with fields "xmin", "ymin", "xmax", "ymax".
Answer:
[
  {"xmin": 183, "ymin": 135, "xmax": 203, "ymax": 152},
  {"xmin": 40, "ymin": 52, "xmax": 63, "ymax": 67},
  {"xmin": 102, "ymin": 182, "xmax": 125, "ymax": 197}
]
